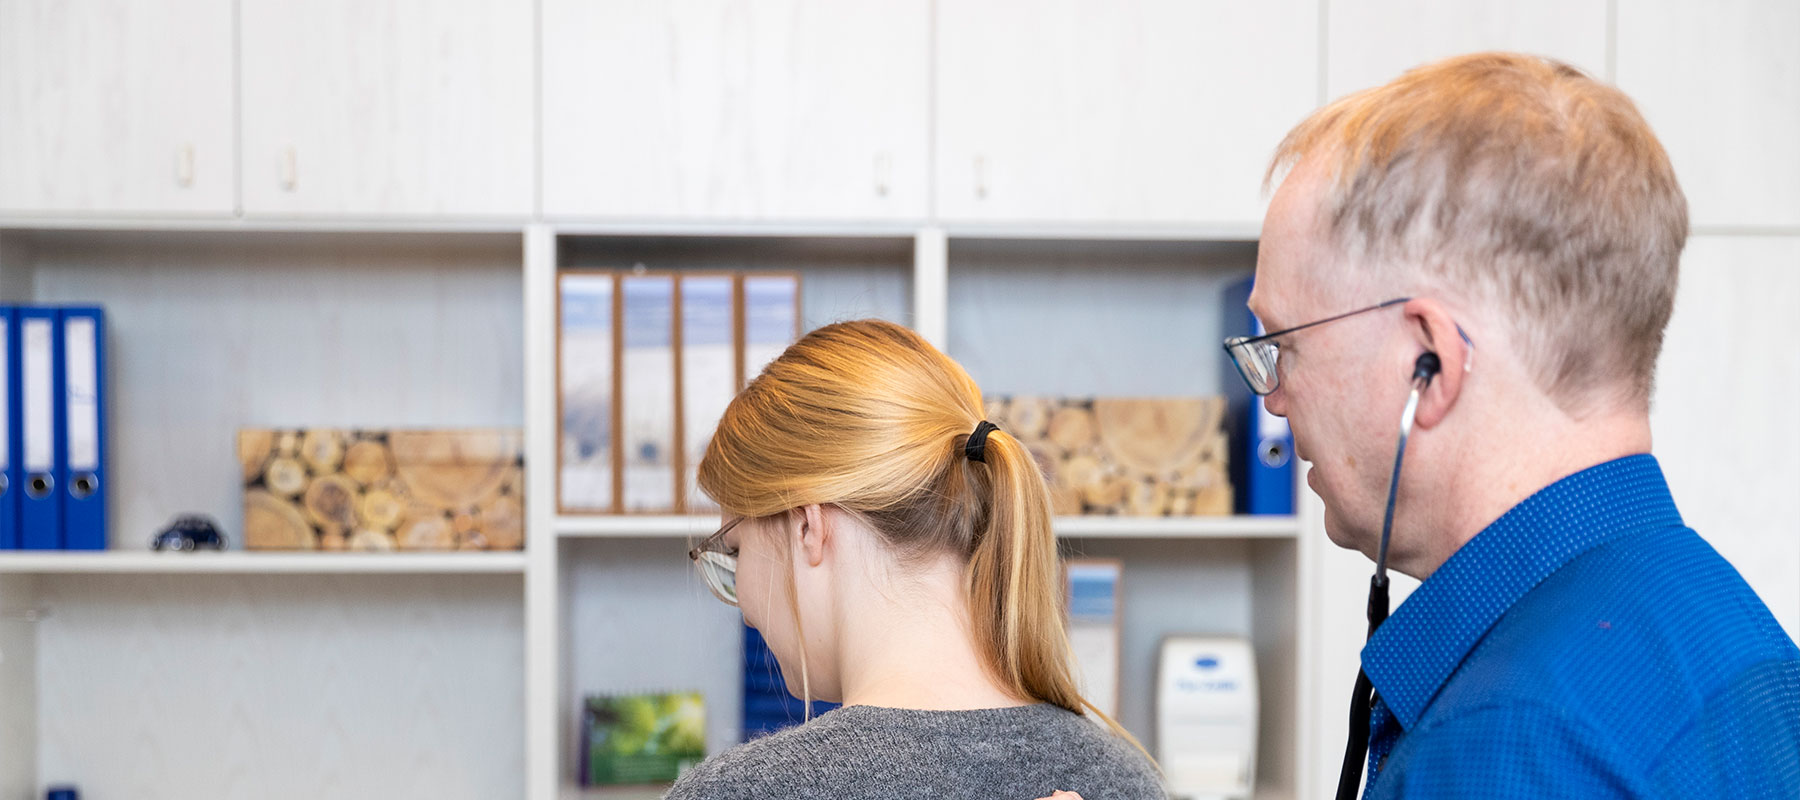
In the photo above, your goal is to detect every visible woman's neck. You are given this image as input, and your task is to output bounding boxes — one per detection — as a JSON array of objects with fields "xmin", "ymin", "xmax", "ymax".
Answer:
[{"xmin": 831, "ymin": 555, "xmax": 1028, "ymax": 711}]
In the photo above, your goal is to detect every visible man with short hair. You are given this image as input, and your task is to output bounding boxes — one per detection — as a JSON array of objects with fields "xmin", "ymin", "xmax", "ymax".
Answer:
[
  {"xmin": 1039, "ymin": 51, "xmax": 1800, "ymax": 800},
  {"xmin": 1249, "ymin": 52, "xmax": 1800, "ymax": 798}
]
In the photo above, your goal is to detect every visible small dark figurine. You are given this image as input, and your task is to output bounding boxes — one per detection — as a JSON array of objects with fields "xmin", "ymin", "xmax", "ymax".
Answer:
[{"xmin": 151, "ymin": 515, "xmax": 229, "ymax": 551}]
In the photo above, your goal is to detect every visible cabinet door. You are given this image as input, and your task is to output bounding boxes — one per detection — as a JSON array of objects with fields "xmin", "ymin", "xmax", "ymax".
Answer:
[
  {"xmin": 1618, "ymin": 0, "xmax": 1800, "ymax": 228},
  {"xmin": 0, "ymin": 0, "xmax": 235, "ymax": 215},
  {"xmin": 541, "ymin": 0, "xmax": 930, "ymax": 222},
  {"xmin": 240, "ymin": 0, "xmax": 535, "ymax": 217},
  {"xmin": 934, "ymin": 0, "xmax": 1318, "ymax": 228},
  {"xmin": 1325, "ymin": 0, "xmax": 1608, "ymax": 98}
]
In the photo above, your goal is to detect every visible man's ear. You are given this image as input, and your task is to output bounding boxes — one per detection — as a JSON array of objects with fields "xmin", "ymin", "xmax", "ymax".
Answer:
[
  {"xmin": 797, "ymin": 504, "xmax": 830, "ymax": 568},
  {"xmin": 1403, "ymin": 298, "xmax": 1471, "ymax": 430}
]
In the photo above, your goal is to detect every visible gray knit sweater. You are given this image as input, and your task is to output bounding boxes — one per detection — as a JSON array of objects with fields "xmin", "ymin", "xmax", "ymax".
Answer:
[{"xmin": 663, "ymin": 703, "xmax": 1166, "ymax": 800}]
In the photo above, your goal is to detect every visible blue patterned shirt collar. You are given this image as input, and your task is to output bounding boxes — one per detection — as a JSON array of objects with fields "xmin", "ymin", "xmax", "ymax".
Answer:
[{"xmin": 1361, "ymin": 454, "xmax": 1685, "ymax": 729}]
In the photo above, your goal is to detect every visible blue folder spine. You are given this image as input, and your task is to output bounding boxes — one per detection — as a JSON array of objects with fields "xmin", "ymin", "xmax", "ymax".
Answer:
[
  {"xmin": 18, "ymin": 306, "xmax": 63, "ymax": 550},
  {"xmin": 61, "ymin": 306, "xmax": 106, "ymax": 551}
]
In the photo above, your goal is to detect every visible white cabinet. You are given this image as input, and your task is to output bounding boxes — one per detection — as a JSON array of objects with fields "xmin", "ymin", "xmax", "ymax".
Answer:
[
  {"xmin": 239, "ymin": 0, "xmax": 535, "ymax": 218},
  {"xmin": 1617, "ymin": 0, "xmax": 1800, "ymax": 229},
  {"xmin": 934, "ymin": 0, "xmax": 1318, "ymax": 228},
  {"xmin": 0, "ymin": 0, "xmax": 235, "ymax": 216},
  {"xmin": 1325, "ymin": 0, "xmax": 1609, "ymax": 98},
  {"xmin": 540, "ymin": 0, "xmax": 930, "ymax": 222}
]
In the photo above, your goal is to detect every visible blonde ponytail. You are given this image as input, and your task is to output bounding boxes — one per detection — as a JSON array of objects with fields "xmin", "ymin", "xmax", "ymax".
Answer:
[
  {"xmin": 962, "ymin": 425, "xmax": 1147, "ymax": 754},
  {"xmin": 698, "ymin": 319, "xmax": 1149, "ymax": 758}
]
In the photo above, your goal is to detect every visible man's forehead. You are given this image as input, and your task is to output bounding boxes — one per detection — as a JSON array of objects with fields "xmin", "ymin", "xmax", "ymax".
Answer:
[{"xmin": 1254, "ymin": 157, "xmax": 1335, "ymax": 324}]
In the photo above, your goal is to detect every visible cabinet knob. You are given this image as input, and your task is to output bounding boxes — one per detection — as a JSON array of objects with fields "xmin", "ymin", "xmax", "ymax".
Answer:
[
  {"xmin": 175, "ymin": 144, "xmax": 195, "ymax": 188},
  {"xmin": 974, "ymin": 155, "xmax": 989, "ymax": 199},
  {"xmin": 874, "ymin": 152, "xmax": 892, "ymax": 197},
  {"xmin": 279, "ymin": 146, "xmax": 298, "ymax": 192}
]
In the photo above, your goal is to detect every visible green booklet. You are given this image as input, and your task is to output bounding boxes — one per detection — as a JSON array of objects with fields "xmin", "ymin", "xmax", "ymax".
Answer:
[{"xmin": 581, "ymin": 692, "xmax": 707, "ymax": 786}]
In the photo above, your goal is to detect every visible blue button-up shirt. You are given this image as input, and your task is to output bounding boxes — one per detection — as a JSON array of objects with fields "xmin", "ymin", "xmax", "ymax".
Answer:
[{"xmin": 1361, "ymin": 455, "xmax": 1800, "ymax": 798}]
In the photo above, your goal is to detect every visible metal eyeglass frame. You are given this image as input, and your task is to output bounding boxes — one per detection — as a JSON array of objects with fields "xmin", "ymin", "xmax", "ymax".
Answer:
[
  {"xmin": 1222, "ymin": 297, "xmax": 1413, "ymax": 396},
  {"xmin": 688, "ymin": 516, "xmax": 744, "ymax": 607}
]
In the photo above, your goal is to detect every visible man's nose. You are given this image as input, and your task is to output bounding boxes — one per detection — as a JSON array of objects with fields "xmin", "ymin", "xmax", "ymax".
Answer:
[{"xmin": 1264, "ymin": 385, "xmax": 1289, "ymax": 418}]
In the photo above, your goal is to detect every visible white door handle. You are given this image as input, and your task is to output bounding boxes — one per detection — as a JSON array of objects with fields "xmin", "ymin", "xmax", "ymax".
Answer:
[
  {"xmin": 874, "ymin": 152, "xmax": 892, "ymax": 197},
  {"xmin": 176, "ymin": 144, "xmax": 195, "ymax": 188},
  {"xmin": 279, "ymin": 146, "xmax": 298, "ymax": 192}
]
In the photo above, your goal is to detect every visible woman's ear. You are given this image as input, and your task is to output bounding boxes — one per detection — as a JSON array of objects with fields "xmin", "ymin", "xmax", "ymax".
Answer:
[{"xmin": 797, "ymin": 504, "xmax": 830, "ymax": 567}]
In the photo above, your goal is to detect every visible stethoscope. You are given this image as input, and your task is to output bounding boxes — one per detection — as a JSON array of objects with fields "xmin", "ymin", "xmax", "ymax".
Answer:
[{"xmin": 1335, "ymin": 351, "xmax": 1442, "ymax": 800}]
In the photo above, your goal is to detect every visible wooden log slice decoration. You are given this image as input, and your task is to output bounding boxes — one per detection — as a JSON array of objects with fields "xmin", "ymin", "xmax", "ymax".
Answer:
[
  {"xmin": 1082, "ymin": 475, "xmax": 1131, "ymax": 511},
  {"xmin": 396, "ymin": 511, "xmax": 457, "ymax": 551},
  {"xmin": 302, "ymin": 474, "xmax": 361, "ymax": 532},
  {"xmin": 276, "ymin": 431, "xmax": 300, "ymax": 456},
  {"xmin": 1049, "ymin": 485, "xmax": 1083, "ymax": 516},
  {"xmin": 1058, "ymin": 454, "xmax": 1104, "ymax": 493},
  {"xmin": 1168, "ymin": 489, "xmax": 1196, "ymax": 516},
  {"xmin": 360, "ymin": 488, "xmax": 406, "ymax": 531},
  {"xmin": 459, "ymin": 531, "xmax": 490, "ymax": 551},
  {"xmin": 238, "ymin": 430, "xmax": 275, "ymax": 483},
  {"xmin": 350, "ymin": 528, "xmax": 397, "ymax": 552},
  {"xmin": 389, "ymin": 430, "xmax": 521, "ymax": 511},
  {"xmin": 1174, "ymin": 441, "xmax": 1227, "ymax": 483},
  {"xmin": 1199, "ymin": 431, "xmax": 1228, "ymax": 473},
  {"xmin": 1003, "ymin": 397, "xmax": 1054, "ymax": 442},
  {"xmin": 1192, "ymin": 483, "xmax": 1233, "ymax": 515},
  {"xmin": 452, "ymin": 512, "xmax": 479, "ymax": 535},
  {"xmin": 477, "ymin": 494, "xmax": 525, "ymax": 550},
  {"xmin": 1127, "ymin": 480, "xmax": 1172, "ymax": 516},
  {"xmin": 319, "ymin": 530, "xmax": 349, "ymax": 551},
  {"xmin": 1092, "ymin": 398, "xmax": 1214, "ymax": 478},
  {"xmin": 263, "ymin": 457, "xmax": 309, "ymax": 498},
  {"xmin": 342, "ymin": 439, "xmax": 393, "ymax": 487},
  {"xmin": 300, "ymin": 429, "xmax": 347, "ymax": 474},
  {"xmin": 244, "ymin": 489, "xmax": 315, "ymax": 550},
  {"xmin": 1047, "ymin": 406, "xmax": 1097, "ymax": 452}
]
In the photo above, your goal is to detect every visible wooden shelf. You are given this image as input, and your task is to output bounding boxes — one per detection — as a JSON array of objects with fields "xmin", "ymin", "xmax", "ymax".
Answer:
[
  {"xmin": 555, "ymin": 514, "xmax": 1296, "ymax": 540},
  {"xmin": 0, "ymin": 551, "xmax": 528, "ymax": 575}
]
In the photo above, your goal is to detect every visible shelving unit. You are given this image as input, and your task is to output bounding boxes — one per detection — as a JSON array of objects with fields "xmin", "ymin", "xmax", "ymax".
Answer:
[
  {"xmin": 0, "ymin": 220, "xmax": 1319, "ymax": 800},
  {"xmin": 0, "ymin": 219, "xmax": 1324, "ymax": 800}
]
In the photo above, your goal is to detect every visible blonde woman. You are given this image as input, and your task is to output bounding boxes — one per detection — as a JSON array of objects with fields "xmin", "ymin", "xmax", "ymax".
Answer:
[{"xmin": 670, "ymin": 319, "xmax": 1164, "ymax": 800}]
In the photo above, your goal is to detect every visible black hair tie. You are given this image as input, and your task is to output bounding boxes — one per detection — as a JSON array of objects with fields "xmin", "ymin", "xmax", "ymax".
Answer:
[{"xmin": 965, "ymin": 420, "xmax": 999, "ymax": 463}]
